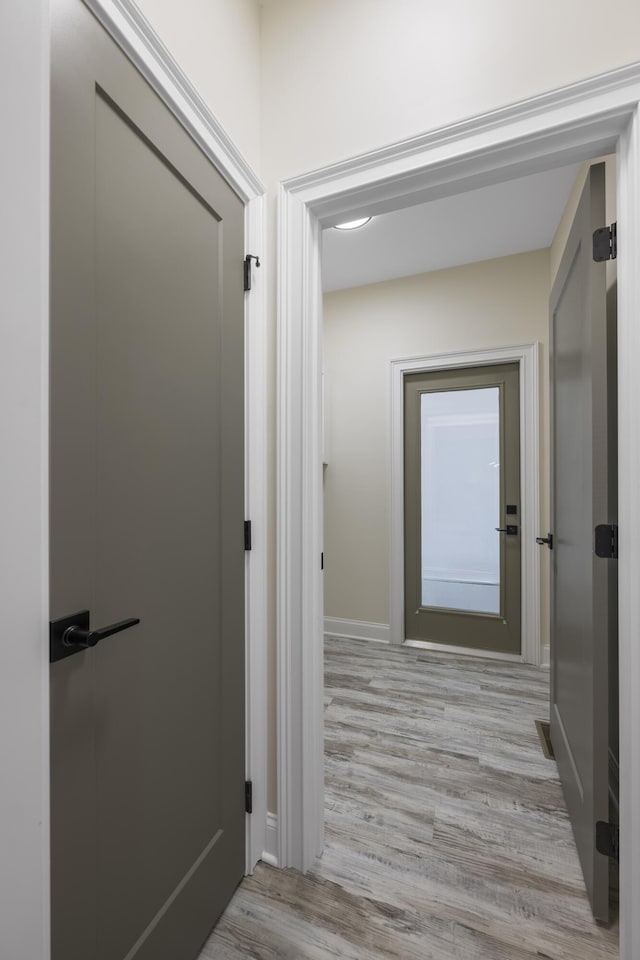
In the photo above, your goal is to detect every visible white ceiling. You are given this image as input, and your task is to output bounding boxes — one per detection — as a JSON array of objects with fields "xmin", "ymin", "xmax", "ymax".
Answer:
[{"xmin": 321, "ymin": 163, "xmax": 581, "ymax": 293}]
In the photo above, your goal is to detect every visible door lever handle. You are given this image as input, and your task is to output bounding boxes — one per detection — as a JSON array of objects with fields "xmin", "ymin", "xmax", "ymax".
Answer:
[
  {"xmin": 50, "ymin": 610, "xmax": 140, "ymax": 663},
  {"xmin": 495, "ymin": 525, "xmax": 518, "ymax": 535},
  {"xmin": 63, "ymin": 617, "xmax": 140, "ymax": 649}
]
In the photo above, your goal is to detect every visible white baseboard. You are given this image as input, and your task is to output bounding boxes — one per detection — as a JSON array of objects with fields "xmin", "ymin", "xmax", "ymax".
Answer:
[
  {"xmin": 324, "ymin": 617, "xmax": 390, "ymax": 644},
  {"xmin": 541, "ymin": 643, "xmax": 550, "ymax": 667},
  {"xmin": 261, "ymin": 812, "xmax": 279, "ymax": 868}
]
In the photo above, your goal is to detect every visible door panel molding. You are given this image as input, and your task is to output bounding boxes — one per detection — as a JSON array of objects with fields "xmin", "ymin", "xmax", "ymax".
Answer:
[
  {"xmin": 277, "ymin": 59, "xmax": 640, "ymax": 960},
  {"xmin": 390, "ymin": 346, "xmax": 539, "ymax": 663},
  {"xmin": 56, "ymin": 0, "xmax": 267, "ymax": 880},
  {"xmin": 83, "ymin": 0, "xmax": 263, "ymax": 202}
]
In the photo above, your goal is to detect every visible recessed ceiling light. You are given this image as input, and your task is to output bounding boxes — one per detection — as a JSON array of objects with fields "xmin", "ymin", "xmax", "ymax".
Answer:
[{"xmin": 333, "ymin": 217, "xmax": 373, "ymax": 230}]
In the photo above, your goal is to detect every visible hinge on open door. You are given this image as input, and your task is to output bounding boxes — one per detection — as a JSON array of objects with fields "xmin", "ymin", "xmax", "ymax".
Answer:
[
  {"xmin": 595, "ymin": 523, "xmax": 618, "ymax": 559},
  {"xmin": 244, "ymin": 520, "xmax": 252, "ymax": 551},
  {"xmin": 596, "ymin": 821, "xmax": 619, "ymax": 861},
  {"xmin": 245, "ymin": 780, "xmax": 253, "ymax": 815},
  {"xmin": 244, "ymin": 254, "xmax": 261, "ymax": 292},
  {"xmin": 592, "ymin": 222, "xmax": 617, "ymax": 262}
]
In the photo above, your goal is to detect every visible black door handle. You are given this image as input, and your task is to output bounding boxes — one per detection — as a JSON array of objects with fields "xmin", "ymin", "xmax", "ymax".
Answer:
[
  {"xmin": 536, "ymin": 533, "xmax": 553, "ymax": 549},
  {"xmin": 50, "ymin": 610, "xmax": 140, "ymax": 663},
  {"xmin": 63, "ymin": 618, "xmax": 140, "ymax": 649},
  {"xmin": 495, "ymin": 525, "xmax": 518, "ymax": 535}
]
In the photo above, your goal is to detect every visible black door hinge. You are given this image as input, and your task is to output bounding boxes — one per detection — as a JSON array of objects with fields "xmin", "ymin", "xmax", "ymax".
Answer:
[
  {"xmin": 593, "ymin": 222, "xmax": 617, "ymax": 262},
  {"xmin": 244, "ymin": 520, "xmax": 252, "ymax": 551},
  {"xmin": 596, "ymin": 820, "xmax": 619, "ymax": 861},
  {"xmin": 245, "ymin": 780, "xmax": 253, "ymax": 815},
  {"xmin": 244, "ymin": 254, "xmax": 261, "ymax": 292},
  {"xmin": 595, "ymin": 523, "xmax": 618, "ymax": 559},
  {"xmin": 321, "ymin": 551, "xmax": 324, "ymax": 570}
]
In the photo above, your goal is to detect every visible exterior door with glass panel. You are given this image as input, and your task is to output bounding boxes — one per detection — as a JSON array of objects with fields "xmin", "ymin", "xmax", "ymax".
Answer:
[{"xmin": 404, "ymin": 363, "xmax": 521, "ymax": 654}]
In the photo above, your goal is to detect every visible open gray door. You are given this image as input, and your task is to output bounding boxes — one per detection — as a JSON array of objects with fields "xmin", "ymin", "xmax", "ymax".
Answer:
[
  {"xmin": 50, "ymin": 1, "xmax": 246, "ymax": 957},
  {"xmin": 549, "ymin": 163, "xmax": 617, "ymax": 923}
]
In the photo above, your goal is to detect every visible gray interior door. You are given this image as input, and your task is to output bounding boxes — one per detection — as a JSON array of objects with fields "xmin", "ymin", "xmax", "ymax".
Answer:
[
  {"xmin": 549, "ymin": 162, "xmax": 616, "ymax": 923},
  {"xmin": 50, "ymin": 1, "xmax": 246, "ymax": 957},
  {"xmin": 404, "ymin": 363, "xmax": 521, "ymax": 655}
]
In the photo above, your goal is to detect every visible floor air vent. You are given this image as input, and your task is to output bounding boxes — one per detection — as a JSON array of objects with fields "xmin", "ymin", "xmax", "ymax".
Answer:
[{"xmin": 535, "ymin": 720, "xmax": 556, "ymax": 760}]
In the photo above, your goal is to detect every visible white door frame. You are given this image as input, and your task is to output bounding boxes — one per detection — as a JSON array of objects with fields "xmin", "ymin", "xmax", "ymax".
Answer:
[
  {"xmin": 389, "ymin": 344, "xmax": 540, "ymax": 664},
  {"xmin": 277, "ymin": 61, "xmax": 640, "ymax": 960}
]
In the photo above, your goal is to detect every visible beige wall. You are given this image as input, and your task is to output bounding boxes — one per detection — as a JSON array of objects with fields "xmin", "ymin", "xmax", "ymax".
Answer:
[
  {"xmin": 323, "ymin": 251, "xmax": 551, "ymax": 653},
  {"xmin": 134, "ymin": 0, "xmax": 262, "ymax": 170},
  {"xmin": 260, "ymin": 0, "xmax": 640, "ymax": 180}
]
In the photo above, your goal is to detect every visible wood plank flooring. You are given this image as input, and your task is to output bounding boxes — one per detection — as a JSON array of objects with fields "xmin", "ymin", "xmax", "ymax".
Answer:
[{"xmin": 201, "ymin": 638, "xmax": 618, "ymax": 960}]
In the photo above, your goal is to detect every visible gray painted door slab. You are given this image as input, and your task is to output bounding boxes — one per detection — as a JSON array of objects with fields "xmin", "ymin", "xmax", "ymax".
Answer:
[
  {"xmin": 50, "ymin": 1, "xmax": 245, "ymax": 957},
  {"xmin": 549, "ymin": 163, "xmax": 615, "ymax": 923}
]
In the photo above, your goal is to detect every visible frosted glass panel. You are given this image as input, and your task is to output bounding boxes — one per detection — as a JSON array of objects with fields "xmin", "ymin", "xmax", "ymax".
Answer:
[{"xmin": 420, "ymin": 387, "xmax": 500, "ymax": 614}]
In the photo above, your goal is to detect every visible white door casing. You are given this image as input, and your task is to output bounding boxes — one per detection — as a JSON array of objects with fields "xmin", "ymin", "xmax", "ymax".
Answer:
[
  {"xmin": 277, "ymin": 61, "xmax": 640, "ymax": 960},
  {"xmin": 389, "ymin": 345, "xmax": 540, "ymax": 664}
]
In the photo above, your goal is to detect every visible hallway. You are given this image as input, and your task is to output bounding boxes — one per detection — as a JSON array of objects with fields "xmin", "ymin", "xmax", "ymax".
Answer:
[{"xmin": 202, "ymin": 638, "xmax": 617, "ymax": 959}]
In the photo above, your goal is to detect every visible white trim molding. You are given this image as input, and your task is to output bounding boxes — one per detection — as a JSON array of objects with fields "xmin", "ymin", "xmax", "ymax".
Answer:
[
  {"xmin": 324, "ymin": 618, "xmax": 390, "ymax": 644},
  {"xmin": 616, "ymin": 100, "xmax": 640, "ymax": 960},
  {"xmin": 277, "ymin": 60, "xmax": 640, "ymax": 960},
  {"xmin": 1, "ymin": 3, "xmax": 50, "ymax": 958},
  {"xmin": 261, "ymin": 813, "xmax": 280, "ymax": 869},
  {"xmin": 243, "ymin": 193, "xmax": 269, "ymax": 873},
  {"xmin": 389, "ymin": 344, "xmax": 540, "ymax": 665}
]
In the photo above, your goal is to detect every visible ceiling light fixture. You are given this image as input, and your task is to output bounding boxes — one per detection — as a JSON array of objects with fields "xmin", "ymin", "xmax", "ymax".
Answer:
[{"xmin": 333, "ymin": 217, "xmax": 373, "ymax": 230}]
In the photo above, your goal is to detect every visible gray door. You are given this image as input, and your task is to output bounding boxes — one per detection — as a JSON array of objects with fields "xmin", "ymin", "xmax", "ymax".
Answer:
[
  {"xmin": 549, "ymin": 163, "xmax": 616, "ymax": 923},
  {"xmin": 50, "ymin": 2, "xmax": 246, "ymax": 958},
  {"xmin": 404, "ymin": 363, "xmax": 521, "ymax": 655}
]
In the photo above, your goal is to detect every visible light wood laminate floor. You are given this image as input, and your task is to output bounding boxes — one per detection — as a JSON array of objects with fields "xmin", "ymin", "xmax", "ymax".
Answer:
[{"xmin": 201, "ymin": 637, "xmax": 618, "ymax": 960}]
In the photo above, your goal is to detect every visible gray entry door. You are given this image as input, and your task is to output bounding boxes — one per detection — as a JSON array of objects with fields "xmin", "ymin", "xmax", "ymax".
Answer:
[
  {"xmin": 404, "ymin": 363, "xmax": 521, "ymax": 655},
  {"xmin": 49, "ymin": 2, "xmax": 246, "ymax": 958},
  {"xmin": 549, "ymin": 163, "xmax": 616, "ymax": 923}
]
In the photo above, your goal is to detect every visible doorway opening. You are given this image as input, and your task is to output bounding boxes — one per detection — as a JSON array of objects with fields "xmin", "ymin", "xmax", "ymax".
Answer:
[
  {"xmin": 319, "ymin": 154, "xmax": 618, "ymax": 947},
  {"xmin": 276, "ymin": 67, "xmax": 640, "ymax": 958}
]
